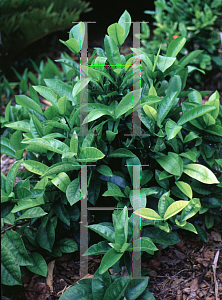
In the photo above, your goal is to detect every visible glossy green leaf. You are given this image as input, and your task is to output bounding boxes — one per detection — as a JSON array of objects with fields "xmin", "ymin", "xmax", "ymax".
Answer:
[
  {"xmin": 178, "ymin": 105, "xmax": 216, "ymax": 126},
  {"xmin": 52, "ymin": 201, "xmax": 70, "ymax": 226},
  {"xmin": 5, "ymin": 120, "xmax": 30, "ymax": 132},
  {"xmin": 70, "ymin": 131, "xmax": 78, "ymax": 155},
  {"xmin": 26, "ymin": 252, "xmax": 47, "ymax": 277},
  {"xmin": 72, "ymin": 78, "xmax": 91, "ymax": 98},
  {"xmin": 123, "ymin": 278, "xmax": 148, "ymax": 300},
  {"xmin": 77, "ymin": 147, "xmax": 105, "ymax": 162},
  {"xmin": 108, "ymin": 148, "xmax": 135, "ymax": 158},
  {"xmin": 180, "ymin": 198, "xmax": 201, "ymax": 222},
  {"xmin": 163, "ymin": 201, "xmax": 188, "ymax": 220},
  {"xmin": 17, "ymin": 207, "xmax": 47, "ymax": 220},
  {"xmin": 1, "ymin": 231, "xmax": 33, "ymax": 266},
  {"xmin": 175, "ymin": 181, "xmax": 193, "ymax": 199},
  {"xmin": 205, "ymin": 124, "xmax": 222, "ymax": 136},
  {"xmin": 82, "ymin": 109, "xmax": 114, "ymax": 125},
  {"xmin": 118, "ymin": 10, "xmax": 131, "ymax": 41},
  {"xmin": 102, "ymin": 189, "xmax": 125, "ymax": 198},
  {"xmin": 183, "ymin": 164, "xmax": 219, "ymax": 184},
  {"xmin": 22, "ymin": 138, "xmax": 70, "ymax": 154},
  {"xmin": 1, "ymin": 137, "xmax": 17, "ymax": 159},
  {"xmin": 143, "ymin": 105, "xmax": 158, "ymax": 122},
  {"xmin": 115, "ymin": 89, "xmax": 141, "ymax": 119},
  {"xmin": 15, "ymin": 94, "xmax": 42, "ymax": 114},
  {"xmin": 59, "ymin": 282, "xmax": 92, "ymax": 300},
  {"xmin": 55, "ymin": 239, "xmax": 78, "ymax": 253},
  {"xmin": 166, "ymin": 37, "xmax": 186, "ymax": 57},
  {"xmin": 30, "ymin": 113, "xmax": 42, "ymax": 138},
  {"xmin": 115, "ymin": 207, "xmax": 128, "ymax": 246},
  {"xmin": 108, "ymin": 23, "xmax": 125, "ymax": 46},
  {"xmin": 165, "ymin": 119, "xmax": 182, "ymax": 140},
  {"xmin": 134, "ymin": 208, "xmax": 162, "ymax": 220},
  {"xmin": 157, "ymin": 92, "xmax": 178, "ymax": 122},
  {"xmin": 104, "ymin": 35, "xmax": 121, "ymax": 68},
  {"xmin": 99, "ymin": 248, "xmax": 124, "ymax": 275},
  {"xmin": 179, "ymin": 50, "xmax": 203, "ymax": 67},
  {"xmin": 42, "ymin": 162, "xmax": 80, "ymax": 178},
  {"xmin": 44, "ymin": 78, "xmax": 73, "ymax": 101},
  {"xmin": 51, "ymin": 172, "xmax": 71, "ymax": 193},
  {"xmin": 97, "ymin": 165, "xmax": 113, "ymax": 177},
  {"xmin": 66, "ymin": 178, "xmax": 81, "ymax": 206},
  {"xmin": 24, "ymin": 160, "xmax": 49, "ymax": 176},
  {"xmin": 1, "ymin": 244, "xmax": 21, "ymax": 285},
  {"xmin": 88, "ymin": 224, "xmax": 115, "ymax": 242},
  {"xmin": 6, "ymin": 160, "xmax": 23, "ymax": 195},
  {"xmin": 83, "ymin": 241, "xmax": 111, "ymax": 256},
  {"xmin": 194, "ymin": 224, "xmax": 208, "ymax": 242},
  {"xmin": 60, "ymin": 38, "xmax": 80, "ymax": 54},
  {"xmin": 156, "ymin": 152, "xmax": 183, "ymax": 176},
  {"xmin": 158, "ymin": 191, "xmax": 171, "ymax": 218},
  {"xmin": 92, "ymin": 269, "xmax": 111, "ymax": 300},
  {"xmin": 33, "ymin": 86, "xmax": 58, "ymax": 109},
  {"xmin": 157, "ymin": 55, "xmax": 176, "ymax": 72}
]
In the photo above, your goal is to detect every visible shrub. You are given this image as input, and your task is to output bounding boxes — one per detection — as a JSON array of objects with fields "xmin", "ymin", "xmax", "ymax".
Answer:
[
  {"xmin": 141, "ymin": 0, "xmax": 222, "ymax": 85},
  {"xmin": 1, "ymin": 10, "xmax": 222, "ymax": 297}
]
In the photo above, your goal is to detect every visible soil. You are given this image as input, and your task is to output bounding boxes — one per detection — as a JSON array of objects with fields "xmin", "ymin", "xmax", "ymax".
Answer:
[{"xmin": 1, "ymin": 31, "xmax": 222, "ymax": 300}]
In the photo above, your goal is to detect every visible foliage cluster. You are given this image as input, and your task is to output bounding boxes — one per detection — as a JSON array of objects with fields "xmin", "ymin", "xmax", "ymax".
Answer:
[
  {"xmin": 140, "ymin": 0, "xmax": 222, "ymax": 85},
  {"xmin": 1, "ymin": 10, "xmax": 222, "ymax": 299}
]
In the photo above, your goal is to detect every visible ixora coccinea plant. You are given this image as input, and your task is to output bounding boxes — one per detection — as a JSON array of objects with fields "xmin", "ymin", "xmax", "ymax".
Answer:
[{"xmin": 1, "ymin": 10, "xmax": 221, "ymax": 298}]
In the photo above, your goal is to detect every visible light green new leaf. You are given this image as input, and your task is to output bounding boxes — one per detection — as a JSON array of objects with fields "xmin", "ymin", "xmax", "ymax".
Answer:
[
  {"xmin": 52, "ymin": 172, "xmax": 71, "ymax": 193},
  {"xmin": 165, "ymin": 119, "xmax": 182, "ymax": 140},
  {"xmin": 143, "ymin": 105, "xmax": 158, "ymax": 122},
  {"xmin": 175, "ymin": 181, "xmax": 193, "ymax": 199},
  {"xmin": 163, "ymin": 201, "xmax": 188, "ymax": 220},
  {"xmin": 70, "ymin": 131, "xmax": 78, "ymax": 155},
  {"xmin": 108, "ymin": 23, "xmax": 125, "ymax": 46},
  {"xmin": 77, "ymin": 147, "xmax": 105, "ymax": 162},
  {"xmin": 183, "ymin": 164, "xmax": 219, "ymax": 184},
  {"xmin": 166, "ymin": 37, "xmax": 186, "ymax": 58},
  {"xmin": 115, "ymin": 207, "xmax": 128, "ymax": 246},
  {"xmin": 157, "ymin": 55, "xmax": 176, "ymax": 72},
  {"xmin": 115, "ymin": 89, "xmax": 141, "ymax": 119},
  {"xmin": 66, "ymin": 178, "xmax": 80, "ymax": 206},
  {"xmin": 104, "ymin": 35, "xmax": 121, "ymax": 68},
  {"xmin": 42, "ymin": 162, "xmax": 80, "ymax": 178},
  {"xmin": 44, "ymin": 79, "xmax": 73, "ymax": 101},
  {"xmin": 82, "ymin": 109, "xmax": 114, "ymax": 125},
  {"xmin": 60, "ymin": 38, "xmax": 80, "ymax": 54},
  {"xmin": 102, "ymin": 189, "xmax": 125, "ymax": 198},
  {"xmin": 118, "ymin": 10, "xmax": 131, "ymax": 41},
  {"xmin": 15, "ymin": 95, "xmax": 42, "ymax": 114},
  {"xmin": 26, "ymin": 252, "xmax": 47, "ymax": 277},
  {"xmin": 177, "ymin": 222, "xmax": 197, "ymax": 234},
  {"xmin": 134, "ymin": 208, "xmax": 162, "ymax": 220},
  {"xmin": 178, "ymin": 105, "xmax": 216, "ymax": 126},
  {"xmin": 24, "ymin": 160, "xmax": 49, "ymax": 176}
]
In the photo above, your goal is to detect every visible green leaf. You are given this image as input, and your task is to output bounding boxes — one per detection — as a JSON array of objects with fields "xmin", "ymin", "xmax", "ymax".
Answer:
[
  {"xmin": 69, "ymin": 22, "xmax": 85, "ymax": 51},
  {"xmin": 26, "ymin": 252, "xmax": 47, "ymax": 277},
  {"xmin": 184, "ymin": 131, "xmax": 199, "ymax": 143},
  {"xmin": 165, "ymin": 119, "xmax": 182, "ymax": 140},
  {"xmin": 82, "ymin": 109, "xmax": 114, "ymax": 125},
  {"xmin": 37, "ymin": 222, "xmax": 55, "ymax": 252},
  {"xmin": 118, "ymin": 10, "xmax": 131, "ymax": 41},
  {"xmin": 123, "ymin": 278, "xmax": 148, "ymax": 300},
  {"xmin": 108, "ymin": 23, "xmax": 125, "ymax": 46},
  {"xmin": 175, "ymin": 181, "xmax": 193, "ymax": 199},
  {"xmin": 52, "ymin": 202, "xmax": 70, "ymax": 226},
  {"xmin": 104, "ymin": 35, "xmax": 121, "ymax": 68},
  {"xmin": 134, "ymin": 208, "xmax": 162, "ymax": 220},
  {"xmin": 1, "ymin": 137, "xmax": 17, "ymax": 159},
  {"xmin": 102, "ymin": 189, "xmax": 126, "ymax": 198},
  {"xmin": 55, "ymin": 239, "xmax": 78, "ymax": 253},
  {"xmin": 66, "ymin": 178, "xmax": 81, "ymax": 206},
  {"xmin": 5, "ymin": 120, "xmax": 30, "ymax": 132},
  {"xmin": 157, "ymin": 92, "xmax": 179, "ymax": 122},
  {"xmin": 42, "ymin": 162, "xmax": 80, "ymax": 178},
  {"xmin": 183, "ymin": 164, "xmax": 219, "ymax": 184},
  {"xmin": 108, "ymin": 148, "xmax": 135, "ymax": 158},
  {"xmin": 44, "ymin": 79, "xmax": 73, "ymax": 101},
  {"xmin": 88, "ymin": 224, "xmax": 115, "ymax": 242},
  {"xmin": 72, "ymin": 78, "xmax": 91, "ymax": 98},
  {"xmin": 78, "ymin": 147, "xmax": 105, "ymax": 162},
  {"xmin": 99, "ymin": 248, "xmax": 124, "ymax": 275},
  {"xmin": 156, "ymin": 152, "xmax": 183, "ymax": 176},
  {"xmin": 166, "ymin": 37, "xmax": 186, "ymax": 57},
  {"xmin": 59, "ymin": 282, "xmax": 92, "ymax": 300},
  {"xmin": 15, "ymin": 95, "xmax": 42, "ymax": 114},
  {"xmin": 30, "ymin": 113, "xmax": 42, "ymax": 138},
  {"xmin": 70, "ymin": 131, "xmax": 78, "ymax": 155},
  {"xmin": 2, "ymin": 231, "xmax": 33, "ymax": 266},
  {"xmin": 158, "ymin": 191, "xmax": 171, "ymax": 218},
  {"xmin": 92, "ymin": 269, "xmax": 112, "ymax": 300},
  {"xmin": 178, "ymin": 105, "xmax": 216, "ymax": 126},
  {"xmin": 51, "ymin": 172, "xmax": 71, "ymax": 193},
  {"xmin": 157, "ymin": 55, "xmax": 176, "ymax": 72},
  {"xmin": 83, "ymin": 241, "xmax": 111, "ymax": 256},
  {"xmin": 180, "ymin": 198, "xmax": 201, "ymax": 222},
  {"xmin": 6, "ymin": 160, "xmax": 23, "ymax": 195},
  {"xmin": 179, "ymin": 50, "xmax": 203, "ymax": 67},
  {"xmin": 142, "ymin": 227, "xmax": 180, "ymax": 245},
  {"xmin": 115, "ymin": 89, "xmax": 141, "ymax": 119},
  {"xmin": 143, "ymin": 105, "xmax": 158, "ymax": 122},
  {"xmin": 97, "ymin": 165, "xmax": 113, "ymax": 177},
  {"xmin": 1, "ymin": 244, "xmax": 21, "ymax": 285},
  {"xmin": 103, "ymin": 276, "xmax": 129, "ymax": 299},
  {"xmin": 22, "ymin": 138, "xmax": 70, "ymax": 154},
  {"xmin": 163, "ymin": 201, "xmax": 188, "ymax": 220},
  {"xmin": 33, "ymin": 86, "xmax": 58, "ymax": 109},
  {"xmin": 17, "ymin": 207, "xmax": 47, "ymax": 220},
  {"xmin": 115, "ymin": 207, "xmax": 128, "ymax": 246},
  {"xmin": 60, "ymin": 38, "xmax": 80, "ymax": 54},
  {"xmin": 24, "ymin": 160, "xmax": 49, "ymax": 176},
  {"xmin": 194, "ymin": 224, "xmax": 208, "ymax": 242}
]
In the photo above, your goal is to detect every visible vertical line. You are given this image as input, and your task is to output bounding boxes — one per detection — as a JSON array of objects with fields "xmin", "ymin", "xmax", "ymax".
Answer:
[
  {"xmin": 80, "ymin": 22, "xmax": 88, "ymax": 136},
  {"xmin": 132, "ymin": 22, "xmax": 141, "ymax": 136},
  {"xmin": 132, "ymin": 165, "xmax": 141, "ymax": 278},
  {"xmin": 80, "ymin": 165, "xmax": 88, "ymax": 278}
]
